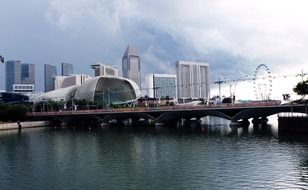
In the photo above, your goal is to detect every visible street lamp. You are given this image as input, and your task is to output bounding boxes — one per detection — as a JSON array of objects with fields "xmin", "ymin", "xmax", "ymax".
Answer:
[
  {"xmin": 214, "ymin": 77, "xmax": 227, "ymax": 103},
  {"xmin": 233, "ymin": 75, "xmax": 249, "ymax": 104}
]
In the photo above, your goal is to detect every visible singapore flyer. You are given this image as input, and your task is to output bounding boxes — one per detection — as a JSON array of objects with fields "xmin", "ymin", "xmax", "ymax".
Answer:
[{"xmin": 252, "ymin": 64, "xmax": 273, "ymax": 100}]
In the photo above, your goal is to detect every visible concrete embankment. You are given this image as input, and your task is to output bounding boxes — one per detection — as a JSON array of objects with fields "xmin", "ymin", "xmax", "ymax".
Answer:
[{"xmin": 0, "ymin": 121, "xmax": 48, "ymax": 131}]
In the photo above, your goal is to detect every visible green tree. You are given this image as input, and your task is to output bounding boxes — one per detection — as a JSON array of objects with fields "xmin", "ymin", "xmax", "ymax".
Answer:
[
  {"xmin": 0, "ymin": 104, "xmax": 27, "ymax": 122},
  {"xmin": 293, "ymin": 80, "xmax": 308, "ymax": 97}
]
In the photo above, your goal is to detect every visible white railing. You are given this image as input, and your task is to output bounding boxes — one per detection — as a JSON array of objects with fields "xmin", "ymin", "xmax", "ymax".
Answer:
[{"xmin": 278, "ymin": 112, "xmax": 308, "ymax": 118}]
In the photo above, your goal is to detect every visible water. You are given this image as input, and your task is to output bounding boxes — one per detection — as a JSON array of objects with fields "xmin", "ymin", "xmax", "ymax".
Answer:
[{"xmin": 0, "ymin": 116, "xmax": 308, "ymax": 190}]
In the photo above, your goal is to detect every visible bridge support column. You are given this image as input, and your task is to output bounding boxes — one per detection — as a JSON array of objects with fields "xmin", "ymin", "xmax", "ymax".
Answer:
[
  {"xmin": 189, "ymin": 118, "xmax": 201, "ymax": 129},
  {"xmin": 242, "ymin": 119, "xmax": 250, "ymax": 127},
  {"xmin": 177, "ymin": 118, "xmax": 185, "ymax": 128},
  {"xmin": 252, "ymin": 118, "xmax": 259, "ymax": 125},
  {"xmin": 260, "ymin": 117, "xmax": 268, "ymax": 125},
  {"xmin": 230, "ymin": 119, "xmax": 249, "ymax": 127}
]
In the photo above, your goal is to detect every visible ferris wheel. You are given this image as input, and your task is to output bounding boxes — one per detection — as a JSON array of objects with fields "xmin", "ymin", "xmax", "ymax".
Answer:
[{"xmin": 253, "ymin": 64, "xmax": 273, "ymax": 100}]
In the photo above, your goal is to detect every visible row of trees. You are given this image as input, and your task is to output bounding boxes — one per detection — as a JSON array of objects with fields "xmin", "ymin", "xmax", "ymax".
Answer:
[
  {"xmin": 0, "ymin": 104, "xmax": 27, "ymax": 122},
  {"xmin": 33, "ymin": 99, "xmax": 107, "ymax": 112}
]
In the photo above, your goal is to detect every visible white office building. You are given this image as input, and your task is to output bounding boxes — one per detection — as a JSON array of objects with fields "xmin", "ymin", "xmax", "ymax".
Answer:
[
  {"xmin": 176, "ymin": 61, "xmax": 210, "ymax": 99},
  {"xmin": 91, "ymin": 62, "xmax": 119, "ymax": 77},
  {"xmin": 54, "ymin": 74, "xmax": 91, "ymax": 89}
]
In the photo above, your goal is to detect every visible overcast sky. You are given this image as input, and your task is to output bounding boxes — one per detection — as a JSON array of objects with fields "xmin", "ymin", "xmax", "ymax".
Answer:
[{"xmin": 0, "ymin": 0, "xmax": 307, "ymax": 99}]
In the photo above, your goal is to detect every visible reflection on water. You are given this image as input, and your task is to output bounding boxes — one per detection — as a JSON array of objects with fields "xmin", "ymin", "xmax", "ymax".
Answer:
[{"xmin": 0, "ymin": 116, "xmax": 308, "ymax": 190}]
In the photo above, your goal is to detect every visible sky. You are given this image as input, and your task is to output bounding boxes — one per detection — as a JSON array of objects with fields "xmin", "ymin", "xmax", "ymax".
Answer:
[{"xmin": 0, "ymin": 0, "xmax": 308, "ymax": 100}]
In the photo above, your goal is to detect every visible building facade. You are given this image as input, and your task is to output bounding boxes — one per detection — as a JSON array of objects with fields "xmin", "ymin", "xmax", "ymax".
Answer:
[
  {"xmin": 61, "ymin": 62, "xmax": 74, "ymax": 76},
  {"xmin": 54, "ymin": 74, "xmax": 91, "ymax": 89},
  {"xmin": 122, "ymin": 46, "xmax": 141, "ymax": 88},
  {"xmin": 37, "ymin": 76, "xmax": 141, "ymax": 107},
  {"xmin": 21, "ymin": 63, "xmax": 35, "ymax": 85},
  {"xmin": 5, "ymin": 60, "xmax": 21, "ymax": 92},
  {"xmin": 5, "ymin": 60, "xmax": 35, "ymax": 92},
  {"xmin": 44, "ymin": 64, "xmax": 57, "ymax": 92},
  {"xmin": 91, "ymin": 62, "xmax": 119, "ymax": 77},
  {"xmin": 145, "ymin": 74, "xmax": 177, "ymax": 99},
  {"xmin": 176, "ymin": 61, "xmax": 210, "ymax": 100}
]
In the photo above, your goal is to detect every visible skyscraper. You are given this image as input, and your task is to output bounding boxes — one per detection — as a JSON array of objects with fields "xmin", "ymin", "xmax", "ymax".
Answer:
[
  {"xmin": 61, "ymin": 62, "xmax": 73, "ymax": 76},
  {"xmin": 122, "ymin": 45, "xmax": 141, "ymax": 88},
  {"xmin": 5, "ymin": 61, "xmax": 35, "ymax": 92},
  {"xmin": 44, "ymin": 64, "xmax": 57, "ymax": 92},
  {"xmin": 5, "ymin": 60, "xmax": 21, "ymax": 92},
  {"xmin": 145, "ymin": 74, "xmax": 177, "ymax": 99},
  {"xmin": 176, "ymin": 61, "xmax": 210, "ymax": 100},
  {"xmin": 21, "ymin": 63, "xmax": 35, "ymax": 85}
]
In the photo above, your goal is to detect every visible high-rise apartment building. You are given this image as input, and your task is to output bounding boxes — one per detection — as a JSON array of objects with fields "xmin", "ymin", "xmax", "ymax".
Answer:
[
  {"xmin": 5, "ymin": 60, "xmax": 35, "ymax": 93},
  {"xmin": 122, "ymin": 45, "xmax": 141, "ymax": 88},
  {"xmin": 44, "ymin": 64, "xmax": 57, "ymax": 92},
  {"xmin": 145, "ymin": 74, "xmax": 177, "ymax": 99},
  {"xmin": 176, "ymin": 61, "xmax": 210, "ymax": 99},
  {"xmin": 91, "ymin": 62, "xmax": 119, "ymax": 77},
  {"xmin": 61, "ymin": 62, "xmax": 73, "ymax": 76}
]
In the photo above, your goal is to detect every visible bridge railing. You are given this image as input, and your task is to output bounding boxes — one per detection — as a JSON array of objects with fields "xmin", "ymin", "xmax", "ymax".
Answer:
[{"xmin": 278, "ymin": 112, "xmax": 308, "ymax": 118}]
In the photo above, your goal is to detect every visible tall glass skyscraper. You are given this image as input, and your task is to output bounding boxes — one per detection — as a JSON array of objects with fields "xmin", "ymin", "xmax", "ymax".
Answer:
[
  {"xmin": 176, "ymin": 61, "xmax": 210, "ymax": 100},
  {"xmin": 122, "ymin": 46, "xmax": 141, "ymax": 88},
  {"xmin": 5, "ymin": 60, "xmax": 21, "ymax": 92},
  {"xmin": 5, "ymin": 60, "xmax": 35, "ymax": 92},
  {"xmin": 44, "ymin": 64, "xmax": 57, "ymax": 92},
  {"xmin": 61, "ymin": 62, "xmax": 73, "ymax": 76}
]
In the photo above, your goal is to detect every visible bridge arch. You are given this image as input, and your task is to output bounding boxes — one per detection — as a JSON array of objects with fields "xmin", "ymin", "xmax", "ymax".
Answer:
[{"xmin": 156, "ymin": 110, "xmax": 231, "ymax": 122}]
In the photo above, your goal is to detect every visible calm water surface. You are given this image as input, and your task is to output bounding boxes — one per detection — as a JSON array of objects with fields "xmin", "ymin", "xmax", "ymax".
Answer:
[{"xmin": 0, "ymin": 116, "xmax": 308, "ymax": 190}]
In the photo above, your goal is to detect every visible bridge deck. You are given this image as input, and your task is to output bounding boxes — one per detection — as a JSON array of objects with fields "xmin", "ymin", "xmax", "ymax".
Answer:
[{"xmin": 26, "ymin": 104, "xmax": 307, "ymax": 123}]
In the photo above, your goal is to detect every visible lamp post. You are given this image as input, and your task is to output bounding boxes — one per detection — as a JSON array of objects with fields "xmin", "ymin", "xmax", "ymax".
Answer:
[
  {"xmin": 214, "ymin": 77, "xmax": 227, "ymax": 103},
  {"xmin": 233, "ymin": 75, "xmax": 249, "ymax": 104},
  {"xmin": 153, "ymin": 87, "xmax": 161, "ymax": 107}
]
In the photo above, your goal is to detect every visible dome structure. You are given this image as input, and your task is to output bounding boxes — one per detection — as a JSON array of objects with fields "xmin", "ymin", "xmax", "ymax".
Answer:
[
  {"xmin": 74, "ymin": 76, "xmax": 141, "ymax": 105},
  {"xmin": 35, "ymin": 85, "xmax": 79, "ymax": 103}
]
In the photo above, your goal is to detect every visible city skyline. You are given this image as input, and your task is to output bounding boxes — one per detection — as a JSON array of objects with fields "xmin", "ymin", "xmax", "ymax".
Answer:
[{"xmin": 0, "ymin": 0, "xmax": 308, "ymax": 99}]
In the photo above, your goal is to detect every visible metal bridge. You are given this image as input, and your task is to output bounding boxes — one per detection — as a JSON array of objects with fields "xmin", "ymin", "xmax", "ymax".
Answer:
[{"xmin": 26, "ymin": 104, "xmax": 307, "ymax": 127}]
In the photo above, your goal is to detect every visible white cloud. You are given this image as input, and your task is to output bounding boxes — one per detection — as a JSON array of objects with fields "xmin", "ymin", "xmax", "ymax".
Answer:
[
  {"xmin": 45, "ymin": 0, "xmax": 308, "ymax": 69},
  {"xmin": 3, "ymin": 0, "xmax": 308, "ymax": 94}
]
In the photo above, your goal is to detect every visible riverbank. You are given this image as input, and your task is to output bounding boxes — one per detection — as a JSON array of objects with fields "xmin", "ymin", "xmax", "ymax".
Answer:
[{"xmin": 0, "ymin": 121, "xmax": 48, "ymax": 131}]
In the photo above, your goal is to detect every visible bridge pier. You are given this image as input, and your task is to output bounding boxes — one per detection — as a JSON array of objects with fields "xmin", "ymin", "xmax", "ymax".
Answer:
[
  {"xmin": 230, "ymin": 119, "xmax": 250, "ymax": 128},
  {"xmin": 252, "ymin": 117, "xmax": 268, "ymax": 125},
  {"xmin": 177, "ymin": 118, "xmax": 185, "ymax": 128}
]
